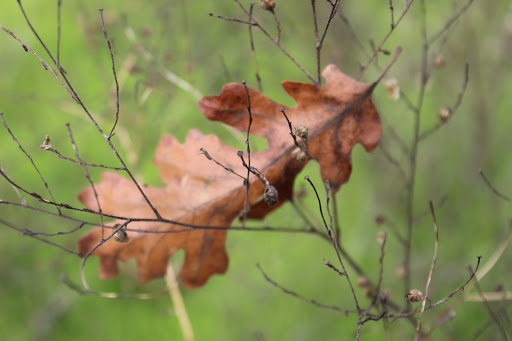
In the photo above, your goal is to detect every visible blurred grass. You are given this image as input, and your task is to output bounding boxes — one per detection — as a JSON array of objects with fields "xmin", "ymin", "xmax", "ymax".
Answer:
[{"xmin": 1, "ymin": 0, "xmax": 512, "ymax": 340}]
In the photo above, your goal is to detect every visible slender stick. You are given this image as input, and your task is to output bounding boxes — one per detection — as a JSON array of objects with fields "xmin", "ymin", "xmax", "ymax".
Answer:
[
  {"xmin": 415, "ymin": 201, "xmax": 439, "ymax": 340},
  {"xmin": 99, "ymin": 9, "xmax": 120, "ymax": 140},
  {"xmin": 0, "ymin": 113, "xmax": 61, "ymax": 215}
]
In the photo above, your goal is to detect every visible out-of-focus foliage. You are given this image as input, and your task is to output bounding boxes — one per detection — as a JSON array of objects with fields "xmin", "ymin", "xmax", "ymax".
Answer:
[{"xmin": 1, "ymin": 0, "xmax": 511, "ymax": 340}]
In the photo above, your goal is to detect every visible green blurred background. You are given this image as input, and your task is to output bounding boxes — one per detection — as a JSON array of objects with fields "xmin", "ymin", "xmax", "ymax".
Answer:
[{"xmin": 1, "ymin": 0, "xmax": 511, "ymax": 340}]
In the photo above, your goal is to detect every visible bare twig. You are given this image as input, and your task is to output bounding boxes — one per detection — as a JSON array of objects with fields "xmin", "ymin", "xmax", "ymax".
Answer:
[
  {"xmin": 419, "ymin": 62, "xmax": 470, "ymax": 140},
  {"xmin": 478, "ymin": 169, "xmax": 510, "ymax": 201},
  {"xmin": 66, "ymin": 123, "xmax": 106, "ymax": 239},
  {"xmin": 0, "ymin": 218, "xmax": 84, "ymax": 257},
  {"xmin": 388, "ymin": 0, "xmax": 395, "ymax": 29},
  {"xmin": 257, "ymin": 263, "xmax": 353, "ymax": 313},
  {"xmin": 373, "ymin": 231, "xmax": 387, "ymax": 307},
  {"xmin": 428, "ymin": 0, "xmax": 475, "ymax": 45},
  {"xmin": 415, "ymin": 201, "xmax": 440, "ymax": 340},
  {"xmin": 10, "ymin": 2, "xmax": 163, "ymax": 219},
  {"xmin": 471, "ymin": 266, "xmax": 508, "ymax": 339},
  {"xmin": 56, "ymin": 0, "xmax": 63, "ymax": 67},
  {"xmin": 305, "ymin": 176, "xmax": 361, "ymax": 312},
  {"xmin": 247, "ymin": 3, "xmax": 262, "ymax": 92},
  {"xmin": 386, "ymin": 255, "xmax": 482, "ymax": 319},
  {"xmin": 198, "ymin": 148, "xmax": 246, "ymax": 179},
  {"xmin": 0, "ymin": 113, "xmax": 61, "ymax": 215},
  {"xmin": 44, "ymin": 147, "xmax": 126, "ymax": 170},
  {"xmin": 214, "ymin": 1, "xmax": 317, "ymax": 83},
  {"xmin": 358, "ymin": 1, "xmax": 415, "ymax": 79},
  {"xmin": 323, "ymin": 258, "xmax": 345, "ymax": 276},
  {"xmin": 99, "ymin": 9, "xmax": 120, "ymax": 140}
]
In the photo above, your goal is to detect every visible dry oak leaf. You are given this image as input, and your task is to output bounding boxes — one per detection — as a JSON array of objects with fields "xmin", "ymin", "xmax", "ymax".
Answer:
[
  {"xmin": 199, "ymin": 64, "xmax": 381, "ymax": 216},
  {"xmin": 78, "ymin": 64, "xmax": 381, "ymax": 288}
]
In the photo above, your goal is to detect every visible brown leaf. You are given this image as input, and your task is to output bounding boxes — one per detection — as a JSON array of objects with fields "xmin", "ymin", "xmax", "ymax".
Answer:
[
  {"xmin": 78, "ymin": 65, "xmax": 381, "ymax": 288},
  {"xmin": 199, "ymin": 64, "xmax": 381, "ymax": 192}
]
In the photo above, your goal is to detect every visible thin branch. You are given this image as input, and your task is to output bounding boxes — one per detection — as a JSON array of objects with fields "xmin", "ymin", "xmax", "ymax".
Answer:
[
  {"xmin": 330, "ymin": 187, "xmax": 341, "ymax": 244},
  {"xmin": 305, "ymin": 177, "xmax": 361, "ymax": 312},
  {"xmin": 0, "ymin": 166, "xmax": 28, "ymax": 206},
  {"xmin": 99, "ymin": 9, "xmax": 120, "ymax": 140},
  {"xmin": 0, "ymin": 198, "xmax": 326, "ymax": 235},
  {"xmin": 415, "ymin": 201, "xmax": 440, "ymax": 340},
  {"xmin": 239, "ymin": 81, "xmax": 254, "ymax": 224},
  {"xmin": 19, "ymin": 222, "xmax": 85, "ymax": 237},
  {"xmin": 0, "ymin": 218, "xmax": 84, "ymax": 257},
  {"xmin": 56, "ymin": 0, "xmax": 63, "ymax": 67},
  {"xmin": 373, "ymin": 231, "xmax": 387, "ymax": 307},
  {"xmin": 311, "ymin": 0, "xmax": 320, "ymax": 82},
  {"xmin": 323, "ymin": 258, "xmax": 345, "ymax": 276},
  {"xmin": 387, "ymin": 255, "xmax": 482, "ymax": 319},
  {"xmin": 198, "ymin": 148, "xmax": 245, "ymax": 179},
  {"xmin": 478, "ymin": 169, "xmax": 510, "ymax": 201},
  {"xmin": 66, "ymin": 124, "xmax": 106, "ymax": 240},
  {"xmin": 419, "ymin": 62, "xmax": 470, "ymax": 140},
  {"xmin": 471, "ymin": 266, "xmax": 508, "ymax": 339},
  {"xmin": 404, "ymin": 0, "xmax": 429, "ymax": 308},
  {"xmin": 44, "ymin": 147, "xmax": 126, "ymax": 170},
  {"xmin": 9, "ymin": 4, "xmax": 162, "ymax": 219},
  {"xmin": 257, "ymin": 263, "xmax": 353, "ymax": 313},
  {"xmin": 280, "ymin": 108, "xmax": 313, "ymax": 159},
  {"xmin": 208, "ymin": 13, "xmax": 255, "ymax": 26},
  {"xmin": 247, "ymin": 3, "xmax": 263, "ymax": 92},
  {"xmin": 358, "ymin": 1, "xmax": 415, "ymax": 79},
  {"xmin": 0, "ymin": 26, "xmax": 76, "ymax": 100},
  {"xmin": 388, "ymin": 0, "xmax": 395, "ymax": 29},
  {"xmin": 0, "ymin": 112, "xmax": 61, "ymax": 215},
  {"xmin": 428, "ymin": 0, "xmax": 475, "ymax": 45},
  {"xmin": 214, "ymin": 1, "xmax": 317, "ymax": 83},
  {"xmin": 316, "ymin": 0, "xmax": 340, "ymax": 83}
]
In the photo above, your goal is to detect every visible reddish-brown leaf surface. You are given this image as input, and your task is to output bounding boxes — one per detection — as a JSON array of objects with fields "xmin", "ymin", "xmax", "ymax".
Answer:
[{"xmin": 78, "ymin": 65, "xmax": 381, "ymax": 288}]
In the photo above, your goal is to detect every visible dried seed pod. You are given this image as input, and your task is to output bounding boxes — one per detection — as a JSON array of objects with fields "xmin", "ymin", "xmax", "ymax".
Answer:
[
  {"xmin": 114, "ymin": 229, "xmax": 129, "ymax": 243},
  {"xmin": 377, "ymin": 231, "xmax": 387, "ymax": 245},
  {"xmin": 405, "ymin": 289, "xmax": 425, "ymax": 302},
  {"xmin": 384, "ymin": 77, "xmax": 400, "ymax": 100},
  {"xmin": 294, "ymin": 125, "xmax": 309, "ymax": 143},
  {"xmin": 357, "ymin": 276, "xmax": 369, "ymax": 288},
  {"xmin": 433, "ymin": 54, "xmax": 445, "ymax": 68},
  {"xmin": 259, "ymin": 0, "xmax": 276, "ymax": 12},
  {"xmin": 263, "ymin": 183, "xmax": 278, "ymax": 206},
  {"xmin": 291, "ymin": 147, "xmax": 306, "ymax": 163},
  {"xmin": 439, "ymin": 107, "xmax": 451, "ymax": 122},
  {"xmin": 40, "ymin": 135, "xmax": 52, "ymax": 150}
]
